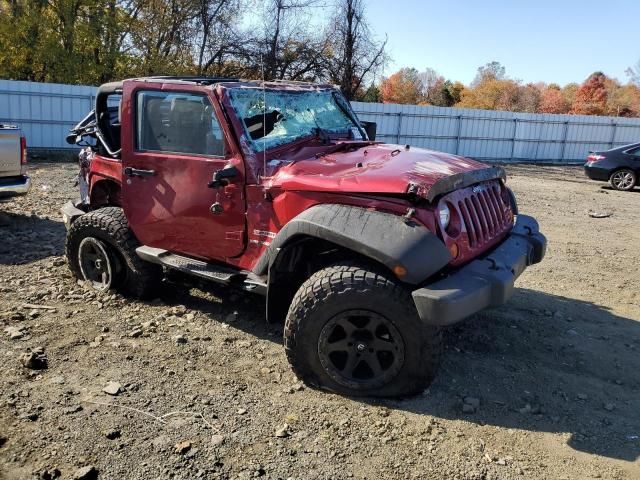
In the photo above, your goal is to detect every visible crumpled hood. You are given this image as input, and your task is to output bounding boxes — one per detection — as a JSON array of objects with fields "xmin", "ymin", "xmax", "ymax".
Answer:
[{"xmin": 267, "ymin": 143, "xmax": 489, "ymax": 199}]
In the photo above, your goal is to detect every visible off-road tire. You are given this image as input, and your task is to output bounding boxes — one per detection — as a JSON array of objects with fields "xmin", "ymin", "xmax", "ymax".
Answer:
[
  {"xmin": 66, "ymin": 207, "xmax": 160, "ymax": 298},
  {"xmin": 284, "ymin": 264, "xmax": 442, "ymax": 397},
  {"xmin": 609, "ymin": 168, "xmax": 636, "ymax": 191}
]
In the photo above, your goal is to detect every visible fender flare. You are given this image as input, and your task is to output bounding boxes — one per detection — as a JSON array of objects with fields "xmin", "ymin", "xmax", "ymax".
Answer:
[
  {"xmin": 254, "ymin": 203, "xmax": 452, "ymax": 285},
  {"xmin": 90, "ymin": 179, "xmax": 122, "ymax": 207}
]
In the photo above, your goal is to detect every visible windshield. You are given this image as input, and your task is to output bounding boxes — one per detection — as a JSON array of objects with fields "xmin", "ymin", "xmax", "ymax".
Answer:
[{"xmin": 227, "ymin": 88, "xmax": 362, "ymax": 152}]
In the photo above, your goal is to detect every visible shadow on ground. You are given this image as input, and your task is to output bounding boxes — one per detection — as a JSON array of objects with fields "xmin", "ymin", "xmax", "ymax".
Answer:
[
  {"xmin": 599, "ymin": 185, "xmax": 640, "ymax": 194},
  {"xmin": 145, "ymin": 277, "xmax": 278, "ymax": 344},
  {"xmin": 3, "ymin": 205, "xmax": 636, "ymax": 463},
  {"xmin": 157, "ymin": 279, "xmax": 640, "ymax": 462},
  {"xmin": 0, "ymin": 212, "xmax": 65, "ymax": 264},
  {"xmin": 375, "ymin": 288, "xmax": 640, "ymax": 462}
]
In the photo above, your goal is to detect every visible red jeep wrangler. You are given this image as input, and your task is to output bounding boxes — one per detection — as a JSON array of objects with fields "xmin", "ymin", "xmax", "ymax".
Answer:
[{"xmin": 62, "ymin": 76, "xmax": 546, "ymax": 397}]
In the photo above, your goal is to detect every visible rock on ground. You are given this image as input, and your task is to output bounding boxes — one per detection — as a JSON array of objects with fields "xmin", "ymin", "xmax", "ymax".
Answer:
[{"xmin": 0, "ymin": 163, "xmax": 639, "ymax": 480}]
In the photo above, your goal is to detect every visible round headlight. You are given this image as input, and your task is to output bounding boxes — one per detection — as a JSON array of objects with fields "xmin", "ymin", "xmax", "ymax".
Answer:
[{"xmin": 438, "ymin": 204, "xmax": 450, "ymax": 228}]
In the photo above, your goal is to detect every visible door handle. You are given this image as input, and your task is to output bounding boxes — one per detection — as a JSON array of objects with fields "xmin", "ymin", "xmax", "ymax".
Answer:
[{"xmin": 124, "ymin": 167, "xmax": 156, "ymax": 177}]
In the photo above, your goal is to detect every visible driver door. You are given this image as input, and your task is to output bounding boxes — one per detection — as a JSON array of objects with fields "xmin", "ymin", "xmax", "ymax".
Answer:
[{"xmin": 121, "ymin": 87, "xmax": 246, "ymax": 261}]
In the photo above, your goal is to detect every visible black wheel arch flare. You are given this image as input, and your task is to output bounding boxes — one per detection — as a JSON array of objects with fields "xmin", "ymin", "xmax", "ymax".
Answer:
[{"xmin": 254, "ymin": 203, "xmax": 452, "ymax": 286}]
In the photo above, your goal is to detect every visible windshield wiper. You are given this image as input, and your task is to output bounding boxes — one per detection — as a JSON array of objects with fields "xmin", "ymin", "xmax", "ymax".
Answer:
[
  {"xmin": 308, "ymin": 108, "xmax": 331, "ymax": 145},
  {"xmin": 312, "ymin": 140, "xmax": 373, "ymax": 159},
  {"xmin": 313, "ymin": 126, "xmax": 331, "ymax": 145}
]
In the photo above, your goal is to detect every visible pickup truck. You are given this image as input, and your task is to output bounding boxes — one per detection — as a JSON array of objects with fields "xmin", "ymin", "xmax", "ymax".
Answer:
[
  {"xmin": 62, "ymin": 76, "xmax": 546, "ymax": 398},
  {"xmin": 0, "ymin": 125, "xmax": 30, "ymax": 199}
]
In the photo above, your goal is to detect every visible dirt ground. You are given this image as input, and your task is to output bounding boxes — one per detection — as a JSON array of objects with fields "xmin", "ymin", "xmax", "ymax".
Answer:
[{"xmin": 1, "ymin": 162, "xmax": 639, "ymax": 480}]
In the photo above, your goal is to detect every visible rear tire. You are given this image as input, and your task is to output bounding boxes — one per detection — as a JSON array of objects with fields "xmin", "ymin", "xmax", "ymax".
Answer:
[
  {"xmin": 609, "ymin": 169, "xmax": 636, "ymax": 191},
  {"xmin": 284, "ymin": 264, "xmax": 442, "ymax": 398},
  {"xmin": 66, "ymin": 207, "xmax": 160, "ymax": 298}
]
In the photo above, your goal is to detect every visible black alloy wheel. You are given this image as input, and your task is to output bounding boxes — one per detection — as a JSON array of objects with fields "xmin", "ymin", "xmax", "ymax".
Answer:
[
  {"xmin": 284, "ymin": 263, "xmax": 443, "ymax": 397},
  {"xmin": 317, "ymin": 309, "xmax": 405, "ymax": 390},
  {"xmin": 77, "ymin": 236, "xmax": 115, "ymax": 291}
]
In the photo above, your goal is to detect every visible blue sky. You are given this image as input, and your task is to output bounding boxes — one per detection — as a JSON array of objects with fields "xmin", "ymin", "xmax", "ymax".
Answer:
[{"xmin": 366, "ymin": 0, "xmax": 639, "ymax": 85}]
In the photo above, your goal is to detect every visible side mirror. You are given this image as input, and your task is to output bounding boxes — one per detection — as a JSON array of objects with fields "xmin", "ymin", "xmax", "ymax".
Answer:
[
  {"xmin": 208, "ymin": 165, "xmax": 239, "ymax": 188},
  {"xmin": 361, "ymin": 121, "xmax": 377, "ymax": 141}
]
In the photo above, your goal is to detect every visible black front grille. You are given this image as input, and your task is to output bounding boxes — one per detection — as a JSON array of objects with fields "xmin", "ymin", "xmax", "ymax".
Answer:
[{"xmin": 457, "ymin": 185, "xmax": 510, "ymax": 248}]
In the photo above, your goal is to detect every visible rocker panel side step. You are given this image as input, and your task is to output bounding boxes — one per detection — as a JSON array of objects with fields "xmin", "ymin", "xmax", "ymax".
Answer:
[{"xmin": 136, "ymin": 246, "xmax": 241, "ymax": 284}]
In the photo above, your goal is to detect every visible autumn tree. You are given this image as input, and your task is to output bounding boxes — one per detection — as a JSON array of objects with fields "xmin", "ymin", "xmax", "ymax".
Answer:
[
  {"xmin": 561, "ymin": 83, "xmax": 579, "ymax": 109},
  {"xmin": 471, "ymin": 60, "xmax": 506, "ymax": 86},
  {"xmin": 571, "ymin": 72, "xmax": 608, "ymax": 115},
  {"xmin": 457, "ymin": 78, "xmax": 521, "ymax": 111},
  {"xmin": 5, "ymin": 3, "xmax": 640, "ymax": 120},
  {"xmin": 380, "ymin": 67, "xmax": 423, "ymax": 104},
  {"xmin": 539, "ymin": 84, "xmax": 569, "ymax": 114},
  {"xmin": 605, "ymin": 81, "xmax": 640, "ymax": 117},
  {"xmin": 458, "ymin": 62, "xmax": 533, "ymax": 112},
  {"xmin": 0, "ymin": 0, "xmax": 387, "ymax": 86},
  {"xmin": 514, "ymin": 83, "xmax": 542, "ymax": 113}
]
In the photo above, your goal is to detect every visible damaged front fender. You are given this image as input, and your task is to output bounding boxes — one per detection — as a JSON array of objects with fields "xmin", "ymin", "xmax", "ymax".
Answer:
[{"xmin": 254, "ymin": 203, "xmax": 452, "ymax": 285}]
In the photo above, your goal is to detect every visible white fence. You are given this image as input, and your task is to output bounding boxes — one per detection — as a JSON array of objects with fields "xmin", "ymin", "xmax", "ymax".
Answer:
[
  {"xmin": 0, "ymin": 80, "xmax": 97, "ymax": 150},
  {"xmin": 353, "ymin": 102, "xmax": 640, "ymax": 163},
  {"xmin": 2, "ymin": 79, "xmax": 640, "ymax": 163}
]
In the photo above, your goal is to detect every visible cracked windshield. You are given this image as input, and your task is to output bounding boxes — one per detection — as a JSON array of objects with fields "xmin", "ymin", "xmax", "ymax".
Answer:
[{"xmin": 227, "ymin": 88, "xmax": 362, "ymax": 152}]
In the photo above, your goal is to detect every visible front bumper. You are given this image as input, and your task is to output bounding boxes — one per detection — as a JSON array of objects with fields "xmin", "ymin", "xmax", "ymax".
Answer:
[
  {"xmin": 61, "ymin": 200, "xmax": 87, "ymax": 229},
  {"xmin": 412, "ymin": 214, "xmax": 546, "ymax": 326},
  {"xmin": 0, "ymin": 175, "xmax": 31, "ymax": 197}
]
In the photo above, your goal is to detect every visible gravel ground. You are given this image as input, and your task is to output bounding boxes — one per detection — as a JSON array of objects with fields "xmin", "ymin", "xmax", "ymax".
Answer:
[{"xmin": 1, "ymin": 161, "xmax": 639, "ymax": 480}]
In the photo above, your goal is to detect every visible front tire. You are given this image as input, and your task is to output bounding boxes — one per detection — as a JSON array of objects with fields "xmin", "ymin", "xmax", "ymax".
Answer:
[
  {"xmin": 66, "ymin": 207, "xmax": 160, "ymax": 298},
  {"xmin": 284, "ymin": 264, "xmax": 442, "ymax": 398},
  {"xmin": 609, "ymin": 169, "xmax": 636, "ymax": 191}
]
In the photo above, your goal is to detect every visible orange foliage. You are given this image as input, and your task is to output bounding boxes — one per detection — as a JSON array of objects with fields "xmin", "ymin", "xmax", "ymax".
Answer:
[
  {"xmin": 379, "ymin": 68, "xmax": 422, "ymax": 104},
  {"xmin": 457, "ymin": 78, "xmax": 521, "ymax": 111},
  {"xmin": 376, "ymin": 66, "xmax": 640, "ymax": 118},
  {"xmin": 571, "ymin": 73, "xmax": 608, "ymax": 115},
  {"xmin": 539, "ymin": 86, "xmax": 570, "ymax": 114}
]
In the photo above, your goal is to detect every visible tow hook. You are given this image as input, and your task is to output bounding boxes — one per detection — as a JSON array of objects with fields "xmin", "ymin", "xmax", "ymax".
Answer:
[{"xmin": 403, "ymin": 207, "xmax": 416, "ymax": 222}]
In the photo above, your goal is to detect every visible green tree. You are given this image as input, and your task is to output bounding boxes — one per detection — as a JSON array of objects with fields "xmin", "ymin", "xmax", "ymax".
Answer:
[
  {"xmin": 358, "ymin": 82, "xmax": 380, "ymax": 102},
  {"xmin": 423, "ymin": 79, "xmax": 464, "ymax": 107},
  {"xmin": 0, "ymin": 0, "xmax": 50, "ymax": 81},
  {"xmin": 446, "ymin": 81, "xmax": 464, "ymax": 105},
  {"xmin": 0, "ymin": 0, "xmax": 141, "ymax": 84}
]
